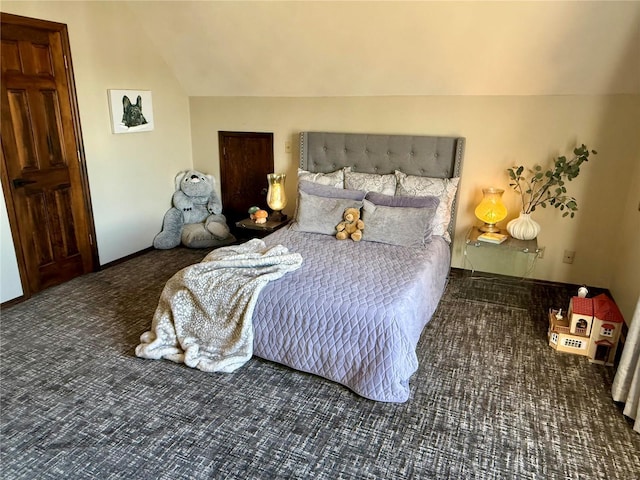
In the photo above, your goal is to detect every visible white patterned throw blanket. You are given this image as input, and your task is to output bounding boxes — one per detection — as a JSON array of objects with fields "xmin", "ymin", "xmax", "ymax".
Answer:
[{"xmin": 136, "ymin": 239, "xmax": 303, "ymax": 373}]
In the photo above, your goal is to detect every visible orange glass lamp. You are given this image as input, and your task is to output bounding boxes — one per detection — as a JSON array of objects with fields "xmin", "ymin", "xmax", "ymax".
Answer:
[
  {"xmin": 474, "ymin": 187, "xmax": 507, "ymax": 233},
  {"xmin": 266, "ymin": 173, "xmax": 287, "ymax": 221}
]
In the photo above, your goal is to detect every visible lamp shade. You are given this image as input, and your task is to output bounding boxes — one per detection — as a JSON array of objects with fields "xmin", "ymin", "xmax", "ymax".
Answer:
[
  {"xmin": 475, "ymin": 188, "xmax": 507, "ymax": 233},
  {"xmin": 266, "ymin": 173, "xmax": 287, "ymax": 220}
]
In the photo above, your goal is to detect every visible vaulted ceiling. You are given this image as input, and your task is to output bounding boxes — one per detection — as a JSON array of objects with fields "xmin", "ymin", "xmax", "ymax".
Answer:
[{"xmin": 126, "ymin": 1, "xmax": 640, "ymax": 97}]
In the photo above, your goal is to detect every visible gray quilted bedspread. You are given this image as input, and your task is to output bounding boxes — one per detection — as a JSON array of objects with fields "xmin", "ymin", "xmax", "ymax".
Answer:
[{"xmin": 253, "ymin": 227, "xmax": 451, "ymax": 403}]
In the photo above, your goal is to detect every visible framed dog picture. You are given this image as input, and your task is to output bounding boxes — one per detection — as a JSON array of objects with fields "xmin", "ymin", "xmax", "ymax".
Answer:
[{"xmin": 108, "ymin": 89, "xmax": 154, "ymax": 134}]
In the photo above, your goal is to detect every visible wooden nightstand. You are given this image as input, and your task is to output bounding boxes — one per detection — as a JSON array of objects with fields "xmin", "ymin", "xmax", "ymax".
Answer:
[{"xmin": 234, "ymin": 217, "xmax": 290, "ymax": 239}]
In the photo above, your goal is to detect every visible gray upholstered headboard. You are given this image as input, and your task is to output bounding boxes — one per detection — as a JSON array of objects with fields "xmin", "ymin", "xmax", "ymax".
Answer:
[
  {"xmin": 299, "ymin": 132, "xmax": 464, "ymax": 179},
  {"xmin": 299, "ymin": 131, "xmax": 466, "ymax": 243}
]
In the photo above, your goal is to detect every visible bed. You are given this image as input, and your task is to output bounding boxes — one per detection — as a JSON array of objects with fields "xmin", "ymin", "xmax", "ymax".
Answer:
[
  {"xmin": 250, "ymin": 132, "xmax": 465, "ymax": 402},
  {"xmin": 138, "ymin": 131, "xmax": 465, "ymax": 403}
]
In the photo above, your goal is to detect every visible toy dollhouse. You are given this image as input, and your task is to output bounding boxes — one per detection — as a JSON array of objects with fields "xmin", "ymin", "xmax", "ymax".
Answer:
[{"xmin": 548, "ymin": 293, "xmax": 624, "ymax": 366}]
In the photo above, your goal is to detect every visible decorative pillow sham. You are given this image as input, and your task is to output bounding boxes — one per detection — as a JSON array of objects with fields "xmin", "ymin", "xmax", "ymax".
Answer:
[
  {"xmin": 298, "ymin": 168, "xmax": 345, "ymax": 188},
  {"xmin": 361, "ymin": 199, "xmax": 437, "ymax": 248},
  {"xmin": 345, "ymin": 171, "xmax": 396, "ymax": 196},
  {"xmin": 394, "ymin": 171, "xmax": 460, "ymax": 242},
  {"xmin": 290, "ymin": 190, "xmax": 364, "ymax": 236}
]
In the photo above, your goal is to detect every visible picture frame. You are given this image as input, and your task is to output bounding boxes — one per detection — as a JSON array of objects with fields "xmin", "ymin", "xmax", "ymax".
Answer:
[{"xmin": 108, "ymin": 89, "xmax": 154, "ymax": 134}]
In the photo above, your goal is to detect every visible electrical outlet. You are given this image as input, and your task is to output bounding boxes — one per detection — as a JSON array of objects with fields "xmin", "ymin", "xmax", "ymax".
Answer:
[
  {"xmin": 537, "ymin": 246, "xmax": 545, "ymax": 259},
  {"xmin": 563, "ymin": 250, "xmax": 576, "ymax": 264}
]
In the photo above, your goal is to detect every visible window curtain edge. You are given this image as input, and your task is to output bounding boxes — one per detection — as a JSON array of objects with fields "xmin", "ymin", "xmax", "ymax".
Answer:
[{"xmin": 612, "ymin": 297, "xmax": 640, "ymax": 433}]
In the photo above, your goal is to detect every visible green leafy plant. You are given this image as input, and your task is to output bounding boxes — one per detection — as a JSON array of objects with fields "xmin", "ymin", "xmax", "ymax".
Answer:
[{"xmin": 507, "ymin": 144, "xmax": 597, "ymax": 218}]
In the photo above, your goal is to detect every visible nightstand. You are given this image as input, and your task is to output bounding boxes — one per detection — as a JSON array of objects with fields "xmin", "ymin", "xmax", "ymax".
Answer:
[
  {"xmin": 234, "ymin": 217, "xmax": 290, "ymax": 240},
  {"xmin": 464, "ymin": 226, "xmax": 540, "ymax": 278}
]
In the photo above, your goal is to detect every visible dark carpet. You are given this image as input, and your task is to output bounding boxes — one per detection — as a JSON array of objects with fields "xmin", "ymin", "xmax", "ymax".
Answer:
[{"xmin": 1, "ymin": 247, "xmax": 639, "ymax": 479}]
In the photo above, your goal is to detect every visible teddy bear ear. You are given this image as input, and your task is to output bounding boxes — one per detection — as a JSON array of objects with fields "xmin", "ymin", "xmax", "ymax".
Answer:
[
  {"xmin": 174, "ymin": 170, "xmax": 188, "ymax": 190},
  {"xmin": 206, "ymin": 174, "xmax": 215, "ymax": 186}
]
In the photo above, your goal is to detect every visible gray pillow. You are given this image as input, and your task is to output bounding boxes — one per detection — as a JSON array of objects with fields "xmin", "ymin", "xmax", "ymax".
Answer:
[
  {"xmin": 290, "ymin": 190, "xmax": 363, "ymax": 236},
  {"xmin": 361, "ymin": 199, "xmax": 438, "ymax": 247}
]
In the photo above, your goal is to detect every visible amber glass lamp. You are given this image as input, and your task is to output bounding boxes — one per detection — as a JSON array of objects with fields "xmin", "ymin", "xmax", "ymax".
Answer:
[
  {"xmin": 475, "ymin": 188, "xmax": 507, "ymax": 233},
  {"xmin": 266, "ymin": 173, "xmax": 287, "ymax": 221}
]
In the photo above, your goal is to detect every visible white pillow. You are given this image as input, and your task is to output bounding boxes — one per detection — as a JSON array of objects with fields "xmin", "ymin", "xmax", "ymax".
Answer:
[
  {"xmin": 395, "ymin": 170, "xmax": 460, "ymax": 242},
  {"xmin": 297, "ymin": 168, "xmax": 345, "ymax": 188},
  {"xmin": 345, "ymin": 171, "xmax": 396, "ymax": 196}
]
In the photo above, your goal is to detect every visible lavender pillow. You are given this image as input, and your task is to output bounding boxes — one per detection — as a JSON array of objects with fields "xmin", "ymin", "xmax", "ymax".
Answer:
[
  {"xmin": 299, "ymin": 180, "xmax": 365, "ymax": 201},
  {"xmin": 365, "ymin": 191, "xmax": 440, "ymax": 209}
]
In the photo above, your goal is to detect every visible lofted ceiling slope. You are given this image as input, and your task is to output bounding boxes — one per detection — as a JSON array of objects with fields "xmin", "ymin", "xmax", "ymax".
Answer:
[{"xmin": 125, "ymin": 1, "xmax": 640, "ymax": 97}]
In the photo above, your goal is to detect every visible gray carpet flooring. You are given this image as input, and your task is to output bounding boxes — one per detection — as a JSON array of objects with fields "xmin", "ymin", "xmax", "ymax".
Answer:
[{"xmin": 1, "ymin": 247, "xmax": 639, "ymax": 479}]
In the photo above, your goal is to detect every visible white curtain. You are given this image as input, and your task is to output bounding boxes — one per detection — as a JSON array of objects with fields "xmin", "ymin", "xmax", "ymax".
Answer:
[{"xmin": 612, "ymin": 298, "xmax": 640, "ymax": 433}]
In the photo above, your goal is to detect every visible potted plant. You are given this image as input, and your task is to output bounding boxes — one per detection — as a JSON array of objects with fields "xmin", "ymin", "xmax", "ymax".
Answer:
[{"xmin": 506, "ymin": 144, "xmax": 597, "ymax": 240}]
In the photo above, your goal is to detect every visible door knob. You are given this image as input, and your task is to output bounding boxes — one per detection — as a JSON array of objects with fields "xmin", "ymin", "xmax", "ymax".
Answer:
[{"xmin": 12, "ymin": 178, "xmax": 37, "ymax": 188}]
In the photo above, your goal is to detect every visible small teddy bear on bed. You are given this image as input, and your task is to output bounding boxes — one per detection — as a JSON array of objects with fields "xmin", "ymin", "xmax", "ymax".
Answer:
[{"xmin": 336, "ymin": 207, "xmax": 364, "ymax": 241}]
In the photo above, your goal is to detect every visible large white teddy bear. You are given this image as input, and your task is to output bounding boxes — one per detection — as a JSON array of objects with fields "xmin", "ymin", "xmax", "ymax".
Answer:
[{"xmin": 153, "ymin": 170, "xmax": 235, "ymax": 249}]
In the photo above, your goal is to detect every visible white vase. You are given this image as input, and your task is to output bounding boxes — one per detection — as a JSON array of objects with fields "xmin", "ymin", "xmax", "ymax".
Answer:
[{"xmin": 507, "ymin": 213, "xmax": 540, "ymax": 240}]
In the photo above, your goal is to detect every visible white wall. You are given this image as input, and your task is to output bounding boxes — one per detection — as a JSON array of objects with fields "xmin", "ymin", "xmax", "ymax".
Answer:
[
  {"xmin": 130, "ymin": 1, "xmax": 640, "ymax": 97},
  {"xmin": 610, "ymin": 149, "xmax": 640, "ymax": 323},
  {"xmin": 190, "ymin": 94, "xmax": 640, "ymax": 293},
  {"xmin": 1, "ymin": 1, "xmax": 194, "ymax": 302},
  {"xmin": 1, "ymin": 193, "xmax": 23, "ymax": 302}
]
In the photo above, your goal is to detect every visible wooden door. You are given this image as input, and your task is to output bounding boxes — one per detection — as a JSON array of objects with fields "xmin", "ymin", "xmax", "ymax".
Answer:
[
  {"xmin": 219, "ymin": 131, "xmax": 274, "ymax": 224},
  {"xmin": 1, "ymin": 13, "xmax": 97, "ymax": 299}
]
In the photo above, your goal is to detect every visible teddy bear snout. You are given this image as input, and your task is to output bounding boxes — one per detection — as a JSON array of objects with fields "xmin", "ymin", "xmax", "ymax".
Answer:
[{"xmin": 188, "ymin": 175, "xmax": 201, "ymax": 183}]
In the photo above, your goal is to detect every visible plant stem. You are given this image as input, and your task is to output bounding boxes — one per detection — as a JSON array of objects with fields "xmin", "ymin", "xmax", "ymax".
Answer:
[
  {"xmin": 527, "ymin": 182, "xmax": 551, "ymax": 213},
  {"xmin": 513, "ymin": 178, "xmax": 527, "ymax": 213}
]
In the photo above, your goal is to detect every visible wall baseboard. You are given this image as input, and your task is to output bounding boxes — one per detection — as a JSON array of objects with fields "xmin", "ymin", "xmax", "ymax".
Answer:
[{"xmin": 100, "ymin": 246, "xmax": 155, "ymax": 270}]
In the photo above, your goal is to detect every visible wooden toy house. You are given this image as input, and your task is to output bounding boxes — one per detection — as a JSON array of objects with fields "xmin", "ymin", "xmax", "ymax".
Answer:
[
  {"xmin": 568, "ymin": 296, "xmax": 593, "ymax": 337},
  {"xmin": 548, "ymin": 293, "xmax": 624, "ymax": 366}
]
